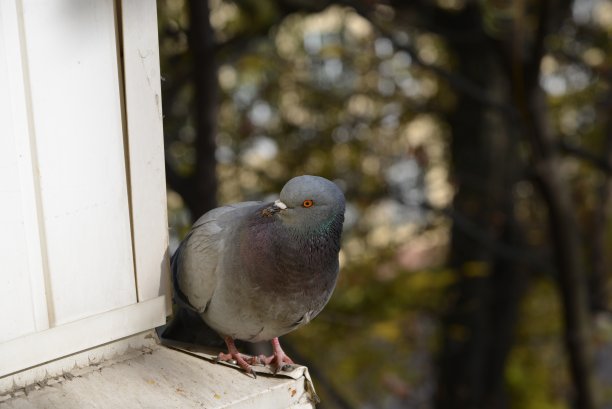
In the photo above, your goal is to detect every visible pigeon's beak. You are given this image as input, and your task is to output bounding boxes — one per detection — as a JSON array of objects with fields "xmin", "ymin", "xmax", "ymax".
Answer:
[
  {"xmin": 262, "ymin": 199, "xmax": 288, "ymax": 217},
  {"xmin": 274, "ymin": 199, "xmax": 287, "ymax": 210}
]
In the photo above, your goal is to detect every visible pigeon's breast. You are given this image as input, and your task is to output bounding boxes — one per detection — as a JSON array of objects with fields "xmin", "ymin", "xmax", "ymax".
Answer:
[
  {"xmin": 247, "ymin": 223, "xmax": 340, "ymax": 299},
  {"xmin": 202, "ymin": 220, "xmax": 340, "ymax": 341}
]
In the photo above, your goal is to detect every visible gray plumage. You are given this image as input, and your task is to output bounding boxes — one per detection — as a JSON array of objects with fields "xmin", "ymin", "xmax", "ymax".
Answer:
[{"xmin": 170, "ymin": 175, "xmax": 345, "ymax": 371}]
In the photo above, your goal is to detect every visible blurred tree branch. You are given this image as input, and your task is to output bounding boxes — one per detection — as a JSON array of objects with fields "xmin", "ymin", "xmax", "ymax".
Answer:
[
  {"xmin": 188, "ymin": 0, "xmax": 219, "ymax": 217},
  {"xmin": 589, "ymin": 97, "xmax": 612, "ymax": 312},
  {"xmin": 346, "ymin": 0, "xmax": 517, "ymax": 115},
  {"xmin": 279, "ymin": 0, "xmax": 516, "ymax": 113},
  {"xmin": 215, "ymin": 0, "xmax": 331, "ymax": 55},
  {"xmin": 513, "ymin": 0, "xmax": 597, "ymax": 407},
  {"xmin": 559, "ymin": 140, "xmax": 612, "ymax": 173},
  {"xmin": 164, "ymin": 0, "xmax": 219, "ymax": 218},
  {"xmin": 423, "ymin": 202, "xmax": 552, "ymax": 273}
]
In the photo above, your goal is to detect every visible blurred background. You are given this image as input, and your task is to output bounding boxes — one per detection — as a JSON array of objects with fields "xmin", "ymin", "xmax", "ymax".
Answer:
[{"xmin": 157, "ymin": 0, "xmax": 612, "ymax": 408}]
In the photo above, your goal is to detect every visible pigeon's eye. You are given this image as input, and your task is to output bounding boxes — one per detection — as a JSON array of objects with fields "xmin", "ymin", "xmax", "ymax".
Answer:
[{"xmin": 302, "ymin": 199, "xmax": 314, "ymax": 208}]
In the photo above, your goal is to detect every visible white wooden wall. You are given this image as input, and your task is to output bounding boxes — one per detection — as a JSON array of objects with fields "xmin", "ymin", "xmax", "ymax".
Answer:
[{"xmin": 0, "ymin": 0, "xmax": 169, "ymax": 377}]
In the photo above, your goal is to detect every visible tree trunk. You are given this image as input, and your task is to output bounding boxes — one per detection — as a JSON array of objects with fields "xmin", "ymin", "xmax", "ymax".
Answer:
[
  {"xmin": 525, "ymin": 86, "xmax": 597, "ymax": 409},
  {"xmin": 589, "ymin": 112, "xmax": 612, "ymax": 312},
  {"xmin": 185, "ymin": 0, "xmax": 218, "ymax": 218},
  {"xmin": 435, "ymin": 6, "xmax": 526, "ymax": 409},
  {"xmin": 510, "ymin": 0, "xmax": 597, "ymax": 405}
]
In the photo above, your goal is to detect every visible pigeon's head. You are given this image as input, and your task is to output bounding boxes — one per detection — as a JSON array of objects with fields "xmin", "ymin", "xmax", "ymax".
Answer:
[{"xmin": 267, "ymin": 175, "xmax": 345, "ymax": 231}]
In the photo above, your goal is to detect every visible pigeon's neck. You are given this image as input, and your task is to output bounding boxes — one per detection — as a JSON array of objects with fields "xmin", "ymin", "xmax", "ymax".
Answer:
[
  {"xmin": 273, "ymin": 211, "xmax": 343, "ymax": 276},
  {"xmin": 242, "ymin": 211, "xmax": 343, "ymax": 295},
  {"xmin": 281, "ymin": 211, "xmax": 343, "ymax": 248}
]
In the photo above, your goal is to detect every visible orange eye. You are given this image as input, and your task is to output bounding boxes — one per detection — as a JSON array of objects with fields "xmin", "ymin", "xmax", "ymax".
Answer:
[{"xmin": 302, "ymin": 199, "xmax": 314, "ymax": 208}]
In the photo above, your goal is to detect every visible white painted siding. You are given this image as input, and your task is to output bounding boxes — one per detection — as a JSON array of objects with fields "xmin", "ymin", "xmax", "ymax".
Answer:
[
  {"xmin": 20, "ymin": 0, "xmax": 137, "ymax": 325},
  {"xmin": 120, "ymin": 0, "xmax": 171, "ymax": 312},
  {"xmin": 0, "ymin": 0, "xmax": 49, "ymax": 343},
  {"xmin": 0, "ymin": 0, "xmax": 169, "ymax": 377}
]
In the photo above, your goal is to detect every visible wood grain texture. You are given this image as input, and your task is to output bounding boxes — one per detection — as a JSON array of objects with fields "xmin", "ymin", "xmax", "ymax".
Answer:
[{"xmin": 119, "ymin": 0, "xmax": 171, "ymax": 313}]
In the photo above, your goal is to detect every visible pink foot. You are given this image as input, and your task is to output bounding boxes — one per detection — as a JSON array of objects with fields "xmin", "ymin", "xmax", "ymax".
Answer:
[
  {"xmin": 216, "ymin": 336, "xmax": 259, "ymax": 378},
  {"xmin": 263, "ymin": 337, "xmax": 295, "ymax": 373}
]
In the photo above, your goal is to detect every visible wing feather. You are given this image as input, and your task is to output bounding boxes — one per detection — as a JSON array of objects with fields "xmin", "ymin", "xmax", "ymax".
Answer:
[{"xmin": 171, "ymin": 201, "xmax": 262, "ymax": 312}]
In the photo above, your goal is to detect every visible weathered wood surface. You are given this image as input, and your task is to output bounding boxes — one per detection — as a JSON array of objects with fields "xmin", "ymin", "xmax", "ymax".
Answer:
[{"xmin": 0, "ymin": 344, "xmax": 317, "ymax": 409}]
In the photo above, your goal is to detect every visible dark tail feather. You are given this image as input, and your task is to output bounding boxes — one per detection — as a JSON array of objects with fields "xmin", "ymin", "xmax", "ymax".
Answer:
[{"xmin": 161, "ymin": 306, "xmax": 225, "ymax": 348}]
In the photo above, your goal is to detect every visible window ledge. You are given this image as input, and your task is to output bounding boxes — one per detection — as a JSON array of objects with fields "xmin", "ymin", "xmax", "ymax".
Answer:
[{"xmin": 0, "ymin": 337, "xmax": 318, "ymax": 409}]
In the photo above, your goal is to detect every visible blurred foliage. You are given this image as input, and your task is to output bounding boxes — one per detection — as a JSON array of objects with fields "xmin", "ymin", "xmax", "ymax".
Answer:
[
  {"xmin": 158, "ymin": 0, "xmax": 612, "ymax": 408},
  {"xmin": 506, "ymin": 279, "xmax": 568, "ymax": 409}
]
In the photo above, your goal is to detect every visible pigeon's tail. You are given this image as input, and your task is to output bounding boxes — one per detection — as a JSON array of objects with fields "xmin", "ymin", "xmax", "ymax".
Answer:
[{"xmin": 161, "ymin": 306, "xmax": 225, "ymax": 348}]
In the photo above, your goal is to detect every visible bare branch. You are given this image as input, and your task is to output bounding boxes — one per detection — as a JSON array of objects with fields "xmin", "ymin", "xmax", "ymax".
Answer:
[
  {"xmin": 343, "ymin": 0, "xmax": 517, "ymax": 114},
  {"xmin": 422, "ymin": 202, "xmax": 553, "ymax": 273},
  {"xmin": 588, "ymin": 101, "xmax": 612, "ymax": 312},
  {"xmin": 559, "ymin": 140, "xmax": 612, "ymax": 173}
]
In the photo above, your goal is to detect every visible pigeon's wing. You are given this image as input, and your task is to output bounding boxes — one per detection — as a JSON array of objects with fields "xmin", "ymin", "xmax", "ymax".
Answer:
[{"xmin": 172, "ymin": 201, "xmax": 262, "ymax": 313}]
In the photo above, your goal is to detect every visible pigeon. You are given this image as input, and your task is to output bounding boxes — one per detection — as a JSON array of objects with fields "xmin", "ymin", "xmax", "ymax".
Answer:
[{"xmin": 170, "ymin": 175, "xmax": 345, "ymax": 376}]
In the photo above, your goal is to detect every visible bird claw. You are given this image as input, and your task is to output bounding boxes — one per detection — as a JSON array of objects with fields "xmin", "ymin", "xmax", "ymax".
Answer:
[
  {"xmin": 272, "ymin": 360, "xmax": 295, "ymax": 374},
  {"xmin": 219, "ymin": 337, "xmax": 261, "ymax": 377},
  {"xmin": 265, "ymin": 338, "xmax": 295, "ymax": 374},
  {"xmin": 215, "ymin": 352, "xmax": 236, "ymax": 365},
  {"xmin": 267, "ymin": 359, "xmax": 289, "ymax": 373},
  {"xmin": 218, "ymin": 337, "xmax": 295, "ymax": 377},
  {"xmin": 245, "ymin": 354, "xmax": 266, "ymax": 366}
]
